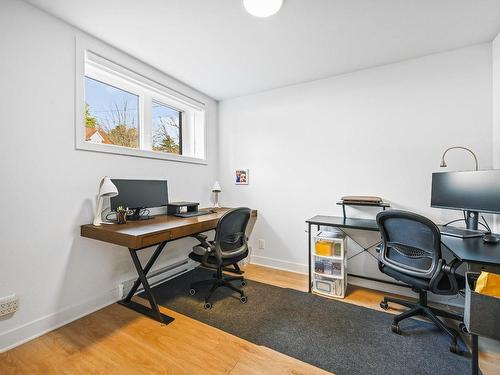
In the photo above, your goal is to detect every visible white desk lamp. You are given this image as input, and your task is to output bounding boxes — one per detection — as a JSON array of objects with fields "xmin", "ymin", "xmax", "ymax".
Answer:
[
  {"xmin": 212, "ymin": 181, "xmax": 221, "ymax": 208},
  {"xmin": 93, "ymin": 176, "xmax": 118, "ymax": 226}
]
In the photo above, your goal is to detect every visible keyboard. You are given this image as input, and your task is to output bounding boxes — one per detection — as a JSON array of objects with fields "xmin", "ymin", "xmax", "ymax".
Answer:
[{"xmin": 438, "ymin": 225, "xmax": 484, "ymax": 239}]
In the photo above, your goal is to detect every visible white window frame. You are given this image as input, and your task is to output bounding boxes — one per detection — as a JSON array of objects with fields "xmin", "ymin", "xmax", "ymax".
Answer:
[{"xmin": 75, "ymin": 36, "xmax": 207, "ymax": 164}]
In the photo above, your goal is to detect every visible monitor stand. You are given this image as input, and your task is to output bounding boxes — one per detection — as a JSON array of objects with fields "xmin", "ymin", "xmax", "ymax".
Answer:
[
  {"xmin": 465, "ymin": 210, "xmax": 500, "ymax": 244},
  {"xmin": 439, "ymin": 210, "xmax": 484, "ymax": 239},
  {"xmin": 465, "ymin": 211, "xmax": 479, "ymax": 231}
]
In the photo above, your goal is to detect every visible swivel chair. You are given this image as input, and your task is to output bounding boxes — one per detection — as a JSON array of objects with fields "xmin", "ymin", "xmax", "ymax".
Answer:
[
  {"xmin": 188, "ymin": 207, "xmax": 251, "ymax": 309},
  {"xmin": 376, "ymin": 210, "xmax": 465, "ymax": 354}
]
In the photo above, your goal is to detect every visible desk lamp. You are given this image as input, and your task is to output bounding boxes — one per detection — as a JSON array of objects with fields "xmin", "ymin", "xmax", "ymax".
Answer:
[
  {"xmin": 440, "ymin": 146, "xmax": 478, "ymax": 171},
  {"xmin": 93, "ymin": 176, "xmax": 118, "ymax": 226},
  {"xmin": 212, "ymin": 181, "xmax": 221, "ymax": 208}
]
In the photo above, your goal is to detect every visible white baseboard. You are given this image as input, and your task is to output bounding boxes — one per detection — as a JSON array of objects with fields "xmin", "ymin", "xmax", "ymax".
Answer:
[
  {"xmin": 348, "ymin": 275, "xmax": 416, "ymax": 298},
  {"xmin": 250, "ymin": 255, "xmax": 308, "ymax": 274},
  {"xmin": 250, "ymin": 257, "xmax": 464, "ymax": 308},
  {"xmin": 0, "ymin": 287, "xmax": 120, "ymax": 353}
]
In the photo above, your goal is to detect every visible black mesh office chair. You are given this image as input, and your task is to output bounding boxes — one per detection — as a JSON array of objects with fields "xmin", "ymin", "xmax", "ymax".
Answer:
[
  {"xmin": 376, "ymin": 210, "xmax": 465, "ymax": 354},
  {"xmin": 188, "ymin": 207, "xmax": 251, "ymax": 309}
]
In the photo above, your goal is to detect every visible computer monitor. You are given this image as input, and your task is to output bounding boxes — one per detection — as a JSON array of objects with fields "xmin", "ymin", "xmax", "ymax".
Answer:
[
  {"xmin": 431, "ymin": 170, "xmax": 500, "ymax": 230},
  {"xmin": 110, "ymin": 179, "xmax": 168, "ymax": 220}
]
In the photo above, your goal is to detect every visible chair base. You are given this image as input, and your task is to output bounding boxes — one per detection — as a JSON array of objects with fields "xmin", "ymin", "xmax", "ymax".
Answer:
[
  {"xmin": 189, "ymin": 267, "xmax": 247, "ymax": 308},
  {"xmin": 381, "ymin": 291, "xmax": 464, "ymax": 354},
  {"xmin": 223, "ymin": 263, "xmax": 245, "ymax": 275}
]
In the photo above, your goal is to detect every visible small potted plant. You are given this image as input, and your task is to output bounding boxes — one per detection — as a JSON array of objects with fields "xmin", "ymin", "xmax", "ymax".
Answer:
[{"xmin": 116, "ymin": 206, "xmax": 128, "ymax": 224}]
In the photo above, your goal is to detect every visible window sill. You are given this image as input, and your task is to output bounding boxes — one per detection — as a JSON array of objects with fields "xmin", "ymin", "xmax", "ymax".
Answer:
[{"xmin": 76, "ymin": 141, "xmax": 207, "ymax": 165}]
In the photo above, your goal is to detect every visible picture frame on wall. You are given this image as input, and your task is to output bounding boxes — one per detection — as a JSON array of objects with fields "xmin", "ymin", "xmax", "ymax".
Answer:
[{"xmin": 235, "ymin": 169, "xmax": 249, "ymax": 185}]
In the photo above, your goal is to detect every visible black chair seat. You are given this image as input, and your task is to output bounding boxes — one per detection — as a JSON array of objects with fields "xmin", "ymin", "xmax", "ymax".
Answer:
[
  {"xmin": 382, "ymin": 265, "xmax": 466, "ymax": 293},
  {"xmin": 188, "ymin": 250, "xmax": 249, "ymax": 268}
]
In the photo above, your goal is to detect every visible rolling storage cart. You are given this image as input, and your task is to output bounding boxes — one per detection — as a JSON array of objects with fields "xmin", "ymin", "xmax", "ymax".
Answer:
[{"xmin": 311, "ymin": 231, "xmax": 347, "ymax": 298}]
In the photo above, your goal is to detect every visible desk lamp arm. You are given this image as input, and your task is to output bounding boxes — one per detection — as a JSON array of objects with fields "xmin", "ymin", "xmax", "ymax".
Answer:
[{"xmin": 440, "ymin": 146, "xmax": 479, "ymax": 171}]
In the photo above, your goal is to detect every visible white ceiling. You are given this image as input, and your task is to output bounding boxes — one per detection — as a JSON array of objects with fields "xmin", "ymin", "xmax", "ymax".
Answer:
[{"xmin": 26, "ymin": 0, "xmax": 500, "ymax": 100}]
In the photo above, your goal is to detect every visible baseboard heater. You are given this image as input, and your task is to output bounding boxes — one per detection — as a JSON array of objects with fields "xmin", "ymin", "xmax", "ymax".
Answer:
[{"xmin": 120, "ymin": 258, "xmax": 197, "ymax": 298}]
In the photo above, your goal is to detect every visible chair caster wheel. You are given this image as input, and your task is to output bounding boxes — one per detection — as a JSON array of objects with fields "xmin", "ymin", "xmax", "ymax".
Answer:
[
  {"xmin": 449, "ymin": 342, "xmax": 460, "ymax": 355},
  {"xmin": 203, "ymin": 302, "xmax": 212, "ymax": 309},
  {"xmin": 241, "ymin": 280, "xmax": 247, "ymax": 287},
  {"xmin": 391, "ymin": 322, "xmax": 401, "ymax": 334},
  {"xmin": 380, "ymin": 301, "xmax": 388, "ymax": 310},
  {"xmin": 189, "ymin": 288, "xmax": 196, "ymax": 296},
  {"xmin": 459, "ymin": 323, "xmax": 468, "ymax": 334},
  {"xmin": 240, "ymin": 295, "xmax": 248, "ymax": 304}
]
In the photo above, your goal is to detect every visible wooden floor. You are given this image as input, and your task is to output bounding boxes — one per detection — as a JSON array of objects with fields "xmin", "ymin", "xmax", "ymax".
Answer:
[{"xmin": 1, "ymin": 264, "xmax": 499, "ymax": 374}]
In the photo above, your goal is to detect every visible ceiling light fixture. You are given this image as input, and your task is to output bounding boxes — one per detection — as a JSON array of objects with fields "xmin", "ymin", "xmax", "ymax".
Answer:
[{"xmin": 243, "ymin": 0, "xmax": 283, "ymax": 18}]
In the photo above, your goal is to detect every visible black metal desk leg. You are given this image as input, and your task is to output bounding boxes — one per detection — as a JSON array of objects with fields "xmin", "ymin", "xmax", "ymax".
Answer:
[
  {"xmin": 308, "ymin": 222, "xmax": 312, "ymax": 292},
  {"xmin": 471, "ymin": 334, "xmax": 479, "ymax": 375},
  {"xmin": 124, "ymin": 242, "xmax": 166, "ymax": 302},
  {"xmin": 118, "ymin": 242, "xmax": 174, "ymax": 325}
]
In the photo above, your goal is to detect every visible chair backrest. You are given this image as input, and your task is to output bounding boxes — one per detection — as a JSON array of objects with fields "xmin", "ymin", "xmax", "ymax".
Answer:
[
  {"xmin": 214, "ymin": 207, "xmax": 251, "ymax": 259},
  {"xmin": 376, "ymin": 210, "xmax": 441, "ymax": 280}
]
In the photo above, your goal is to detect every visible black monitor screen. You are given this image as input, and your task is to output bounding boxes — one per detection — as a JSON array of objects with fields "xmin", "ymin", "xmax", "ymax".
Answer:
[
  {"xmin": 431, "ymin": 170, "xmax": 500, "ymax": 214},
  {"xmin": 110, "ymin": 179, "xmax": 168, "ymax": 211}
]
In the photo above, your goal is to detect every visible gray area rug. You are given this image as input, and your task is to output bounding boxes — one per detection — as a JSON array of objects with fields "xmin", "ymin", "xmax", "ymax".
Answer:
[{"xmin": 146, "ymin": 267, "xmax": 472, "ymax": 375}]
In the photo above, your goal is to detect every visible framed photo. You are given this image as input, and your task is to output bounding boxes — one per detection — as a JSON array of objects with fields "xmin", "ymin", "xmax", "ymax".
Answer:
[{"xmin": 235, "ymin": 169, "xmax": 249, "ymax": 185}]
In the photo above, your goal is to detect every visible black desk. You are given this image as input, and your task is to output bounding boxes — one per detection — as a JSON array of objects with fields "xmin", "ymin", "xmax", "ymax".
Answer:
[
  {"xmin": 306, "ymin": 215, "xmax": 500, "ymax": 375},
  {"xmin": 306, "ymin": 215, "xmax": 500, "ymax": 267},
  {"xmin": 441, "ymin": 236, "xmax": 500, "ymax": 266}
]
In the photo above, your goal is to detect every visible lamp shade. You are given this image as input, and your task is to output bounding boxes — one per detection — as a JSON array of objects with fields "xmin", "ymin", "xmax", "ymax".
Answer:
[
  {"xmin": 99, "ymin": 176, "xmax": 119, "ymax": 197},
  {"xmin": 212, "ymin": 181, "xmax": 222, "ymax": 192}
]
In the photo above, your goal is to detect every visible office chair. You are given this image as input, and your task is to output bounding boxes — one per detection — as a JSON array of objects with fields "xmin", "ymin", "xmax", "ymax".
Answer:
[
  {"xmin": 376, "ymin": 210, "xmax": 465, "ymax": 354},
  {"xmin": 188, "ymin": 207, "xmax": 251, "ymax": 309}
]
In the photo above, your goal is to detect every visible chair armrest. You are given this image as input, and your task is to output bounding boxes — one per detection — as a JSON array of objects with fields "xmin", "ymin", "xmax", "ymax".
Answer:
[{"xmin": 442, "ymin": 258, "xmax": 463, "ymax": 276}]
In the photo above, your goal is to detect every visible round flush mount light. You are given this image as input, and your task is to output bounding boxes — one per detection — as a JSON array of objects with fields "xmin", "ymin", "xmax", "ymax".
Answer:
[{"xmin": 243, "ymin": 0, "xmax": 283, "ymax": 18}]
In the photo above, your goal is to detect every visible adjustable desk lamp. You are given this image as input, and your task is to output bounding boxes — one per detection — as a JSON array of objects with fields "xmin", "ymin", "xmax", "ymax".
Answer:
[{"xmin": 93, "ymin": 176, "xmax": 118, "ymax": 226}]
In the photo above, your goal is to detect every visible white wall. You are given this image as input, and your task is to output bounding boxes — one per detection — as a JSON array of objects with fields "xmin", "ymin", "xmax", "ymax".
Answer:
[
  {"xmin": 0, "ymin": 0, "xmax": 218, "ymax": 351},
  {"xmin": 493, "ymin": 33, "xmax": 500, "ymax": 234},
  {"xmin": 493, "ymin": 33, "xmax": 500, "ymax": 169},
  {"xmin": 219, "ymin": 44, "xmax": 493, "ymax": 278}
]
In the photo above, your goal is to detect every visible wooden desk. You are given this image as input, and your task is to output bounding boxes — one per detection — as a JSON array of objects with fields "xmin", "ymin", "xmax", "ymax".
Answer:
[{"xmin": 81, "ymin": 208, "xmax": 257, "ymax": 324}]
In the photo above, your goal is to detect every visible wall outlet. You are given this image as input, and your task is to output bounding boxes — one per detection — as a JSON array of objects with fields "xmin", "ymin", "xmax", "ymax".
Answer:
[{"xmin": 258, "ymin": 239, "xmax": 265, "ymax": 249}]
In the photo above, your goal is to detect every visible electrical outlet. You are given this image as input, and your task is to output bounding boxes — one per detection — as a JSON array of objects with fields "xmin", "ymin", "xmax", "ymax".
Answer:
[{"xmin": 258, "ymin": 239, "xmax": 265, "ymax": 249}]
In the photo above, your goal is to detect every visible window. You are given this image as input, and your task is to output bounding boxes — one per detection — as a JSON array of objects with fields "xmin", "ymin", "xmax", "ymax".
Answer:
[
  {"xmin": 76, "ymin": 39, "xmax": 207, "ymax": 163},
  {"xmin": 85, "ymin": 77, "xmax": 139, "ymax": 149},
  {"xmin": 152, "ymin": 102, "xmax": 182, "ymax": 155}
]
